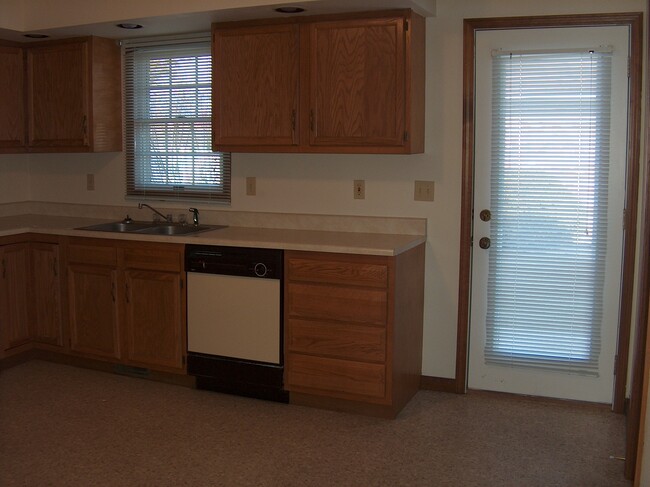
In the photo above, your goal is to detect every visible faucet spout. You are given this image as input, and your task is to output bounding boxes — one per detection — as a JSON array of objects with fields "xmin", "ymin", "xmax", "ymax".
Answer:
[
  {"xmin": 189, "ymin": 207, "xmax": 200, "ymax": 226},
  {"xmin": 138, "ymin": 203, "xmax": 171, "ymax": 222}
]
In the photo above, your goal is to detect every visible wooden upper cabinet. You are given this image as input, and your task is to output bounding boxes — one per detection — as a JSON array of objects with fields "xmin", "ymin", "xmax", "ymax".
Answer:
[
  {"xmin": 309, "ymin": 17, "xmax": 405, "ymax": 147},
  {"xmin": 28, "ymin": 41, "xmax": 87, "ymax": 149},
  {"xmin": 26, "ymin": 36, "xmax": 122, "ymax": 152},
  {"xmin": 213, "ymin": 24, "xmax": 299, "ymax": 147},
  {"xmin": 211, "ymin": 9, "xmax": 424, "ymax": 154},
  {"xmin": 0, "ymin": 44, "xmax": 26, "ymax": 152}
]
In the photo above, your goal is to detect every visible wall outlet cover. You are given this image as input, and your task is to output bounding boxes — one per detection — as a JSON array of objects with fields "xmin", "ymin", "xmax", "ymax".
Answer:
[{"xmin": 354, "ymin": 180, "xmax": 365, "ymax": 200}]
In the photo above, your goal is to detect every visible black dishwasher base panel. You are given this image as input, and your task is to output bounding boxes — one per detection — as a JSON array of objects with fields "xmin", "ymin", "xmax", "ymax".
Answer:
[{"xmin": 188, "ymin": 352, "xmax": 289, "ymax": 403}]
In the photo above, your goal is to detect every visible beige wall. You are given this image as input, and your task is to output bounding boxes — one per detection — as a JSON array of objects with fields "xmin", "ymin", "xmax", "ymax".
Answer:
[{"xmin": 0, "ymin": 0, "xmax": 645, "ymax": 380}]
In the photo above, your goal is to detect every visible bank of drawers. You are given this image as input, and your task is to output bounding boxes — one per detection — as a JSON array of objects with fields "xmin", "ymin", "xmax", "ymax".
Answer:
[{"xmin": 284, "ymin": 252, "xmax": 391, "ymax": 401}]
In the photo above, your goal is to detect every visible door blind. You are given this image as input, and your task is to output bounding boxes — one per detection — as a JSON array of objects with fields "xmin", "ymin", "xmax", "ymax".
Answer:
[
  {"xmin": 124, "ymin": 38, "xmax": 231, "ymax": 202},
  {"xmin": 485, "ymin": 49, "xmax": 613, "ymax": 376}
]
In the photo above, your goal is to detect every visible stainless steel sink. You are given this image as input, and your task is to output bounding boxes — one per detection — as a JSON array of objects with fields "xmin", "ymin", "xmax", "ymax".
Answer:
[
  {"xmin": 77, "ymin": 221, "xmax": 157, "ymax": 233},
  {"xmin": 77, "ymin": 221, "xmax": 226, "ymax": 236},
  {"xmin": 135, "ymin": 224, "xmax": 224, "ymax": 236}
]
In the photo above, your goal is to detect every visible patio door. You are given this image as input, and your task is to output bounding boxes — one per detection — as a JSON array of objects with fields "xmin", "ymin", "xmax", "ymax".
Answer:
[{"xmin": 468, "ymin": 26, "xmax": 630, "ymax": 403}]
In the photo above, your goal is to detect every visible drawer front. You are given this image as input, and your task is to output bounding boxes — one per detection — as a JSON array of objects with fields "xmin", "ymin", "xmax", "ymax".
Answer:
[
  {"xmin": 123, "ymin": 246, "xmax": 181, "ymax": 272},
  {"xmin": 67, "ymin": 243, "xmax": 117, "ymax": 266},
  {"xmin": 287, "ymin": 318, "xmax": 385, "ymax": 362},
  {"xmin": 287, "ymin": 282, "xmax": 387, "ymax": 325},
  {"xmin": 287, "ymin": 257, "xmax": 388, "ymax": 288},
  {"xmin": 286, "ymin": 353, "xmax": 386, "ymax": 399}
]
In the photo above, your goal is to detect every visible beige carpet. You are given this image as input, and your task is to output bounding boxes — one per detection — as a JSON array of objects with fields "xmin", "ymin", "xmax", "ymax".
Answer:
[{"xmin": 0, "ymin": 360, "xmax": 630, "ymax": 486}]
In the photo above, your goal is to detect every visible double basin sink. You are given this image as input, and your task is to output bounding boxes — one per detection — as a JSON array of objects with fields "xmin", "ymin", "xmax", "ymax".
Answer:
[{"xmin": 77, "ymin": 220, "xmax": 225, "ymax": 236}]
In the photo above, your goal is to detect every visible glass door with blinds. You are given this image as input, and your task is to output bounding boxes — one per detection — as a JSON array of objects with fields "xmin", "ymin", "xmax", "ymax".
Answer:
[{"xmin": 468, "ymin": 26, "xmax": 630, "ymax": 403}]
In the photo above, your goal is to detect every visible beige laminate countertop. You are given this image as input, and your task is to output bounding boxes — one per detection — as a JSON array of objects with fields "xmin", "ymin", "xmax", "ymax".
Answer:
[{"xmin": 0, "ymin": 215, "xmax": 425, "ymax": 256}]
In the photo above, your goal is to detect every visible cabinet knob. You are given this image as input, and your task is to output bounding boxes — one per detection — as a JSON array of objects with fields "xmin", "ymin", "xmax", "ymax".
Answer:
[{"xmin": 479, "ymin": 237, "xmax": 491, "ymax": 249}]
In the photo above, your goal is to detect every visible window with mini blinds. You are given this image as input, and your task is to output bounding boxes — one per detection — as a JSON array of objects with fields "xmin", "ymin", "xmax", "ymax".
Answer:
[{"xmin": 124, "ymin": 37, "xmax": 231, "ymax": 202}]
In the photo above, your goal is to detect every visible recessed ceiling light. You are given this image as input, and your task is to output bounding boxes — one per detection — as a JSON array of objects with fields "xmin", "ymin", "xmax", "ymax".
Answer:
[
  {"xmin": 274, "ymin": 6, "xmax": 305, "ymax": 14},
  {"xmin": 116, "ymin": 23, "xmax": 143, "ymax": 30},
  {"xmin": 24, "ymin": 33, "xmax": 49, "ymax": 39}
]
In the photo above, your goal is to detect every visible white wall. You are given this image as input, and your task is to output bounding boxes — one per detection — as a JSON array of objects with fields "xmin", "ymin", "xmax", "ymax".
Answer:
[
  {"xmin": 0, "ymin": 0, "xmax": 645, "ymax": 379},
  {"xmin": 0, "ymin": 155, "xmax": 30, "ymax": 204}
]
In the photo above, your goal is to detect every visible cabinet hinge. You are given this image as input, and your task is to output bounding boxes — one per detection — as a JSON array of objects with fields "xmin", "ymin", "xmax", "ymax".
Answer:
[
  {"xmin": 180, "ymin": 279, "xmax": 184, "ymax": 290},
  {"xmin": 405, "ymin": 19, "xmax": 409, "ymax": 31},
  {"xmin": 404, "ymin": 131, "xmax": 409, "ymax": 142}
]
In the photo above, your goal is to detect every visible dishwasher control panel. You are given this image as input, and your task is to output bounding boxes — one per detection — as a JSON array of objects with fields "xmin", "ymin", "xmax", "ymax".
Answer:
[{"xmin": 185, "ymin": 245, "xmax": 283, "ymax": 279}]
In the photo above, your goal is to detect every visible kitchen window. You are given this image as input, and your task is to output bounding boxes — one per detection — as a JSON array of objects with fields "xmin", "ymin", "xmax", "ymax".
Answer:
[{"xmin": 124, "ymin": 35, "xmax": 231, "ymax": 203}]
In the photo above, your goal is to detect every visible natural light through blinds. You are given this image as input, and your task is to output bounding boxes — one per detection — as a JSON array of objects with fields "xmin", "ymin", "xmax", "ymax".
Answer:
[
  {"xmin": 124, "ymin": 38, "xmax": 231, "ymax": 202},
  {"xmin": 485, "ymin": 49, "xmax": 613, "ymax": 376}
]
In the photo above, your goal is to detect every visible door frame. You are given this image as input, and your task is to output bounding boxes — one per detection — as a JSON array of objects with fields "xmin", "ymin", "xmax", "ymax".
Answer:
[{"xmin": 455, "ymin": 12, "xmax": 643, "ymax": 417}]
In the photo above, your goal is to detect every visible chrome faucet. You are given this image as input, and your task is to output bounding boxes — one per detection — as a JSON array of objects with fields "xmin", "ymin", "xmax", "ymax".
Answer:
[
  {"xmin": 138, "ymin": 203, "xmax": 171, "ymax": 222},
  {"xmin": 189, "ymin": 207, "xmax": 199, "ymax": 226}
]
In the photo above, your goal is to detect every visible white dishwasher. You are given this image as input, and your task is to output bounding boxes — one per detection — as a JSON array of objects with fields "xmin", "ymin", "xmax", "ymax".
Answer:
[{"xmin": 185, "ymin": 245, "xmax": 287, "ymax": 402}]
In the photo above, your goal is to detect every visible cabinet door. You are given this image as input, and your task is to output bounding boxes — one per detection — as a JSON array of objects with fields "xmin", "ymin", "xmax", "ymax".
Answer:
[
  {"xmin": 27, "ymin": 40, "xmax": 88, "ymax": 148},
  {"xmin": 0, "ymin": 244, "xmax": 31, "ymax": 350},
  {"xmin": 0, "ymin": 45, "xmax": 26, "ymax": 150},
  {"xmin": 309, "ymin": 17, "xmax": 405, "ymax": 147},
  {"xmin": 31, "ymin": 243, "xmax": 63, "ymax": 346},
  {"xmin": 124, "ymin": 270, "xmax": 183, "ymax": 371},
  {"xmin": 213, "ymin": 24, "xmax": 299, "ymax": 147},
  {"xmin": 67, "ymin": 264, "xmax": 120, "ymax": 359}
]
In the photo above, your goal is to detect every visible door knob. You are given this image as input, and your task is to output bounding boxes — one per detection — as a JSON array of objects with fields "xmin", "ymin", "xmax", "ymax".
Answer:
[
  {"xmin": 479, "ymin": 237, "xmax": 491, "ymax": 249},
  {"xmin": 480, "ymin": 209, "xmax": 492, "ymax": 222}
]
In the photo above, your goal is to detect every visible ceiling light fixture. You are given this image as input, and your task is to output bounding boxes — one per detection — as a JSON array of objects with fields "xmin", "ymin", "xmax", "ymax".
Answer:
[
  {"xmin": 116, "ymin": 23, "xmax": 143, "ymax": 30},
  {"xmin": 24, "ymin": 33, "xmax": 49, "ymax": 39},
  {"xmin": 274, "ymin": 6, "xmax": 305, "ymax": 14}
]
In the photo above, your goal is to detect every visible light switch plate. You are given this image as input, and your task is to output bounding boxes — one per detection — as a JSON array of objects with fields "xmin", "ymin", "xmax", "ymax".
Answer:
[
  {"xmin": 246, "ymin": 177, "xmax": 256, "ymax": 196},
  {"xmin": 414, "ymin": 180, "xmax": 434, "ymax": 201}
]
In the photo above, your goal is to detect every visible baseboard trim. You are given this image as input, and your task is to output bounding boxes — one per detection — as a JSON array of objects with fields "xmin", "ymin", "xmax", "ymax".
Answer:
[
  {"xmin": 420, "ymin": 375, "xmax": 458, "ymax": 393},
  {"xmin": 1, "ymin": 350, "xmax": 196, "ymax": 389}
]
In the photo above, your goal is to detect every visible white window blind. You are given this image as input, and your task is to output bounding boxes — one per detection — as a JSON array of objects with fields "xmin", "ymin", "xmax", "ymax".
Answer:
[
  {"xmin": 485, "ymin": 49, "xmax": 613, "ymax": 376},
  {"xmin": 124, "ymin": 37, "xmax": 231, "ymax": 202}
]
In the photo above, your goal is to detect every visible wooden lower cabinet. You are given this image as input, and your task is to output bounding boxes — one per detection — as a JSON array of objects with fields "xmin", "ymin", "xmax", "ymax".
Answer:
[
  {"xmin": 0, "ymin": 237, "xmax": 64, "ymax": 357},
  {"xmin": 68, "ymin": 263, "xmax": 120, "ymax": 359},
  {"xmin": 284, "ymin": 244, "xmax": 425, "ymax": 417},
  {"xmin": 65, "ymin": 238, "xmax": 185, "ymax": 373},
  {"xmin": 124, "ymin": 269, "xmax": 183, "ymax": 371},
  {"xmin": 0, "ymin": 243, "xmax": 31, "ymax": 352},
  {"xmin": 31, "ymin": 242, "xmax": 64, "ymax": 346}
]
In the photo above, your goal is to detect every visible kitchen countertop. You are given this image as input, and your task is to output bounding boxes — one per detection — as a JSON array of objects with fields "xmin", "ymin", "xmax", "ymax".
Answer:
[{"xmin": 0, "ymin": 214, "xmax": 426, "ymax": 256}]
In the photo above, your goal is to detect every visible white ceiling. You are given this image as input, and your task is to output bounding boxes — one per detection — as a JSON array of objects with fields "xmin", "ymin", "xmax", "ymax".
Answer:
[{"xmin": 0, "ymin": 0, "xmax": 436, "ymax": 42}]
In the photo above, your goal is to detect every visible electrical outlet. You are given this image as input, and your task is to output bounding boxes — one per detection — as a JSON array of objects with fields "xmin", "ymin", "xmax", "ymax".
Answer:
[
  {"xmin": 246, "ymin": 177, "xmax": 256, "ymax": 196},
  {"xmin": 414, "ymin": 180, "xmax": 434, "ymax": 201},
  {"xmin": 354, "ymin": 180, "xmax": 365, "ymax": 200},
  {"xmin": 86, "ymin": 173, "xmax": 95, "ymax": 191}
]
